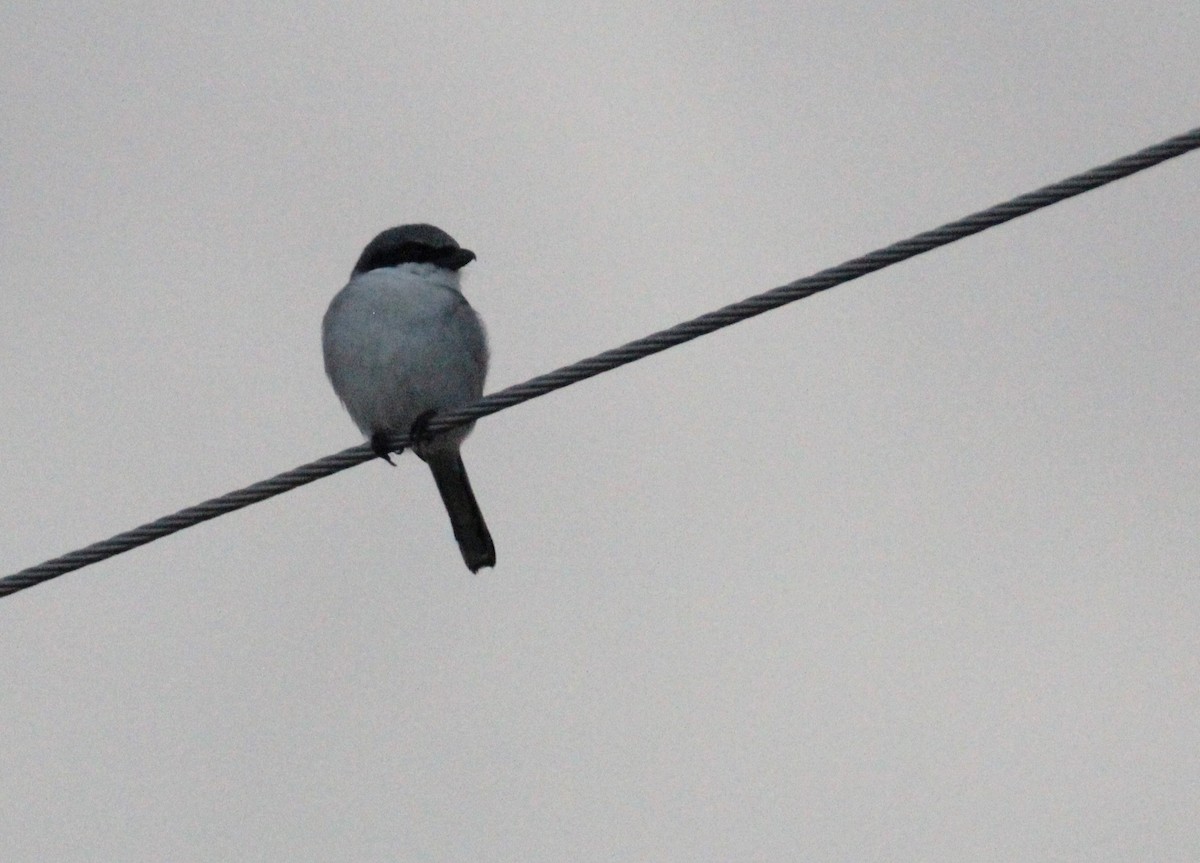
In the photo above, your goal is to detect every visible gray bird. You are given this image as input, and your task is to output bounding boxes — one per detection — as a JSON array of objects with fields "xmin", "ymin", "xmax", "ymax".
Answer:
[{"xmin": 323, "ymin": 224, "xmax": 494, "ymax": 572}]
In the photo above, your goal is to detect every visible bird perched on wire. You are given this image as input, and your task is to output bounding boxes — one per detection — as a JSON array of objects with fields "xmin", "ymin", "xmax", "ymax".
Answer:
[{"xmin": 322, "ymin": 224, "xmax": 495, "ymax": 572}]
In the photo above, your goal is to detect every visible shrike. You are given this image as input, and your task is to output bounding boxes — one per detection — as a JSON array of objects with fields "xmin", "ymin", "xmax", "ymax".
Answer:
[{"xmin": 323, "ymin": 224, "xmax": 495, "ymax": 572}]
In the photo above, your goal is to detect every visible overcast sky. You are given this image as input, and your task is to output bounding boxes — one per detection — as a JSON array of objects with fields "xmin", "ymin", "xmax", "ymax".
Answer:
[{"xmin": 2, "ymin": 3, "xmax": 1198, "ymax": 861}]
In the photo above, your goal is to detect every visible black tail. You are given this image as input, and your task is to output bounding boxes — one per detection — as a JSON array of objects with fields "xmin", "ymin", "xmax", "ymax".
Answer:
[{"xmin": 427, "ymin": 451, "xmax": 495, "ymax": 573}]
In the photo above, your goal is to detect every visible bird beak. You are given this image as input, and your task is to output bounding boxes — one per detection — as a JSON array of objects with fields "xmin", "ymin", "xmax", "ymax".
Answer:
[{"xmin": 445, "ymin": 248, "xmax": 476, "ymax": 270}]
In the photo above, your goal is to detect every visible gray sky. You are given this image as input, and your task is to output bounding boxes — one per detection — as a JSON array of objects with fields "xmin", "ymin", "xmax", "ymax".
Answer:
[{"xmin": 2, "ymin": 2, "xmax": 1198, "ymax": 860}]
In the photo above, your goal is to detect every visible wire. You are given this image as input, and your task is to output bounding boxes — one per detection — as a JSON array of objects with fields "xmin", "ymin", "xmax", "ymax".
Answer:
[{"xmin": 3, "ymin": 126, "xmax": 1198, "ymax": 599}]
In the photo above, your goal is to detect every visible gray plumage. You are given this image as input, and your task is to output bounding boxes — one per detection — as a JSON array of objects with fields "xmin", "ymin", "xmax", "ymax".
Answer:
[{"xmin": 323, "ymin": 224, "xmax": 494, "ymax": 572}]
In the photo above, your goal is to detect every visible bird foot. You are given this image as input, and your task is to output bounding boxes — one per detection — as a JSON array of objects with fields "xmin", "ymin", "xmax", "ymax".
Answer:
[
  {"xmin": 370, "ymin": 431, "xmax": 399, "ymax": 465},
  {"xmin": 408, "ymin": 409, "xmax": 439, "ymax": 446}
]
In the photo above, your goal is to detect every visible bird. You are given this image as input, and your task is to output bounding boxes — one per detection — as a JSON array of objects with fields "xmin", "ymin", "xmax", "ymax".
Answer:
[{"xmin": 322, "ymin": 224, "xmax": 495, "ymax": 572}]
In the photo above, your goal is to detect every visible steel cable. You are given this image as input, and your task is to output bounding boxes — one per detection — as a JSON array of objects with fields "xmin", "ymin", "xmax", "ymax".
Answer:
[{"xmin": 3, "ymin": 125, "xmax": 1197, "ymax": 598}]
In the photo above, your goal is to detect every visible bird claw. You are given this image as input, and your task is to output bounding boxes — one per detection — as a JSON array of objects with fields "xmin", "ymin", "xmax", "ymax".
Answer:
[
  {"xmin": 370, "ymin": 431, "xmax": 399, "ymax": 465},
  {"xmin": 408, "ymin": 409, "xmax": 439, "ymax": 446},
  {"xmin": 369, "ymin": 411, "xmax": 439, "ymax": 465}
]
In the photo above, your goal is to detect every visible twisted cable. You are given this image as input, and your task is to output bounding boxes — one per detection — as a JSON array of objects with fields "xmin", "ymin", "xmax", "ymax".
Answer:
[{"xmin": 3, "ymin": 126, "xmax": 1197, "ymax": 598}]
